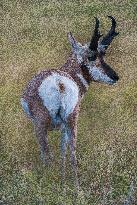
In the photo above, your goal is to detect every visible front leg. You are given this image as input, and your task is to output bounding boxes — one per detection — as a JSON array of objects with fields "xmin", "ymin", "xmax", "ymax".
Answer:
[
  {"xmin": 60, "ymin": 124, "xmax": 70, "ymax": 187},
  {"xmin": 69, "ymin": 124, "xmax": 79, "ymax": 190}
]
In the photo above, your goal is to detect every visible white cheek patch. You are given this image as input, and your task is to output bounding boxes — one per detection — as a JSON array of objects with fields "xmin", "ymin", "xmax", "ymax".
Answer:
[
  {"xmin": 97, "ymin": 43, "xmax": 107, "ymax": 53},
  {"xmin": 89, "ymin": 66, "xmax": 114, "ymax": 84},
  {"xmin": 38, "ymin": 73, "xmax": 79, "ymax": 120}
]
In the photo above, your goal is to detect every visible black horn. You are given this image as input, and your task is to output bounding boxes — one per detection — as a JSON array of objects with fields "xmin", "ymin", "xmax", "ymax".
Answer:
[
  {"xmin": 99, "ymin": 16, "xmax": 119, "ymax": 52},
  {"xmin": 89, "ymin": 17, "xmax": 102, "ymax": 51}
]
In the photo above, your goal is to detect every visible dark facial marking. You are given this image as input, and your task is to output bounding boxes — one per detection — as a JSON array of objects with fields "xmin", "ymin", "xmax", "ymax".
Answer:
[
  {"xmin": 101, "ymin": 61, "xmax": 119, "ymax": 82},
  {"xmin": 81, "ymin": 64, "xmax": 92, "ymax": 85},
  {"xmin": 88, "ymin": 51, "xmax": 97, "ymax": 61}
]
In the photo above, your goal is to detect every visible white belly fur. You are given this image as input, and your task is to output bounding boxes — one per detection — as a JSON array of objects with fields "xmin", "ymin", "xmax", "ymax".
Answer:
[{"xmin": 38, "ymin": 73, "xmax": 79, "ymax": 121}]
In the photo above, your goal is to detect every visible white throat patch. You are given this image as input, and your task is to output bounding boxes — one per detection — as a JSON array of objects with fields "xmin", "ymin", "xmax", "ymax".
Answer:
[{"xmin": 77, "ymin": 73, "xmax": 89, "ymax": 90}]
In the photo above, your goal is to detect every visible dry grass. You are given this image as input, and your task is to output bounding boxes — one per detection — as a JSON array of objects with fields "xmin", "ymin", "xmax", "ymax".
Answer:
[{"xmin": 1, "ymin": 0, "xmax": 137, "ymax": 204}]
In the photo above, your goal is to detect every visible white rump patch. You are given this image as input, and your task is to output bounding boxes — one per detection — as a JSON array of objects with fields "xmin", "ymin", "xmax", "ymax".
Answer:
[{"xmin": 38, "ymin": 73, "xmax": 79, "ymax": 120}]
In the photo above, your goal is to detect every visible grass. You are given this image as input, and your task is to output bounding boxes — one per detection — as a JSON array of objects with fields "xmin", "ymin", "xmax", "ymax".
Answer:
[{"xmin": 1, "ymin": 0, "xmax": 137, "ymax": 204}]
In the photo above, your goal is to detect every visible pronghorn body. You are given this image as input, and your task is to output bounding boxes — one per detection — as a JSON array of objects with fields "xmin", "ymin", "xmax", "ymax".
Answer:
[
  {"xmin": 21, "ymin": 56, "xmax": 88, "ymax": 130},
  {"xmin": 21, "ymin": 16, "xmax": 119, "ymax": 189}
]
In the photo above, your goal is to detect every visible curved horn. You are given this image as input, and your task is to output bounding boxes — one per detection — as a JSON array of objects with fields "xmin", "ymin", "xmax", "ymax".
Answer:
[
  {"xmin": 99, "ymin": 16, "xmax": 119, "ymax": 53},
  {"xmin": 108, "ymin": 15, "xmax": 119, "ymax": 34}
]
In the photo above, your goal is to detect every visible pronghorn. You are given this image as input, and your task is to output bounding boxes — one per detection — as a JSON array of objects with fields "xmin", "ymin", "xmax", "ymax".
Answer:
[{"xmin": 21, "ymin": 16, "xmax": 119, "ymax": 189}]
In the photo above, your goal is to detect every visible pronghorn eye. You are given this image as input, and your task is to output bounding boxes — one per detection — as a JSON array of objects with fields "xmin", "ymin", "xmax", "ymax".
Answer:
[
  {"xmin": 88, "ymin": 55, "xmax": 96, "ymax": 61},
  {"xmin": 88, "ymin": 50, "xmax": 97, "ymax": 61}
]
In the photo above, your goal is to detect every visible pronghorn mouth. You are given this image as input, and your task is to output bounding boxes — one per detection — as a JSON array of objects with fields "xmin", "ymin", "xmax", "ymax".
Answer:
[{"xmin": 108, "ymin": 80, "xmax": 118, "ymax": 85}]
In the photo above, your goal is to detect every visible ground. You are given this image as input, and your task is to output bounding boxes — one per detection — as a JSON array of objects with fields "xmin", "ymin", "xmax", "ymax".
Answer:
[{"xmin": 1, "ymin": 0, "xmax": 137, "ymax": 204}]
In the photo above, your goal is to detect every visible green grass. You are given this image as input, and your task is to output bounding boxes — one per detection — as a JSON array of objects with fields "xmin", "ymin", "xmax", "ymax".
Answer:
[{"xmin": 1, "ymin": 0, "xmax": 137, "ymax": 204}]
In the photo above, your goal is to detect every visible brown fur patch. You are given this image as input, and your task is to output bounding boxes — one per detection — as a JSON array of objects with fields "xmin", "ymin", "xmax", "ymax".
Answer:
[
  {"xmin": 58, "ymin": 82, "xmax": 65, "ymax": 93},
  {"xmin": 81, "ymin": 65, "xmax": 92, "ymax": 85},
  {"xmin": 95, "ymin": 58, "xmax": 101, "ymax": 67}
]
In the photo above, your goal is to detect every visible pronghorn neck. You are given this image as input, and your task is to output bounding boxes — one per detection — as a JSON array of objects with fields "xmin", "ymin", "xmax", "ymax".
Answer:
[
  {"xmin": 60, "ymin": 54, "xmax": 92, "ymax": 96},
  {"xmin": 61, "ymin": 53, "xmax": 81, "ymax": 72},
  {"xmin": 74, "ymin": 64, "xmax": 91, "ymax": 96},
  {"xmin": 81, "ymin": 64, "xmax": 91, "ymax": 86}
]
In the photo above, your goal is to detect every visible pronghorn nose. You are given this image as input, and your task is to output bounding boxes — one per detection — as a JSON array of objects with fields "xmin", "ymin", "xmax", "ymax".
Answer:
[
  {"xmin": 101, "ymin": 61, "xmax": 119, "ymax": 82},
  {"xmin": 115, "ymin": 74, "xmax": 119, "ymax": 81},
  {"xmin": 111, "ymin": 72, "xmax": 119, "ymax": 81}
]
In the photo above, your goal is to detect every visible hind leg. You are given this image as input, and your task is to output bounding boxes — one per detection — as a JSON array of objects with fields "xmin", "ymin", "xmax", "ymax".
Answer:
[
  {"xmin": 60, "ymin": 103, "xmax": 80, "ymax": 190},
  {"xmin": 60, "ymin": 122, "xmax": 79, "ymax": 190},
  {"xmin": 31, "ymin": 101, "xmax": 52, "ymax": 165},
  {"xmin": 60, "ymin": 124, "xmax": 70, "ymax": 186},
  {"xmin": 68, "ymin": 104, "xmax": 80, "ymax": 190},
  {"xmin": 21, "ymin": 98, "xmax": 52, "ymax": 165},
  {"xmin": 34, "ymin": 120, "xmax": 51, "ymax": 165}
]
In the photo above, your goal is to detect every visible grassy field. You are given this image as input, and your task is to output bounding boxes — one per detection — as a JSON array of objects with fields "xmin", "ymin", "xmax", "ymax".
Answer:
[{"xmin": 1, "ymin": 0, "xmax": 137, "ymax": 204}]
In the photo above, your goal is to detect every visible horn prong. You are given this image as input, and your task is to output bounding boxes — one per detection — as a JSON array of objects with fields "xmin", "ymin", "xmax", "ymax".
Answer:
[
  {"xmin": 98, "ymin": 16, "xmax": 119, "ymax": 54},
  {"xmin": 108, "ymin": 16, "xmax": 116, "ymax": 26}
]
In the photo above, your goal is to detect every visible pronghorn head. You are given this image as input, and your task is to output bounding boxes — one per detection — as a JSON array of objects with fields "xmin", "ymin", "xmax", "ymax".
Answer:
[{"xmin": 68, "ymin": 16, "xmax": 119, "ymax": 85}]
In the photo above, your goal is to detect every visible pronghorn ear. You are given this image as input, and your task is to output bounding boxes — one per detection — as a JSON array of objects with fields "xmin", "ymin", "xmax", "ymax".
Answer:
[{"xmin": 67, "ymin": 32, "xmax": 82, "ymax": 52}]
